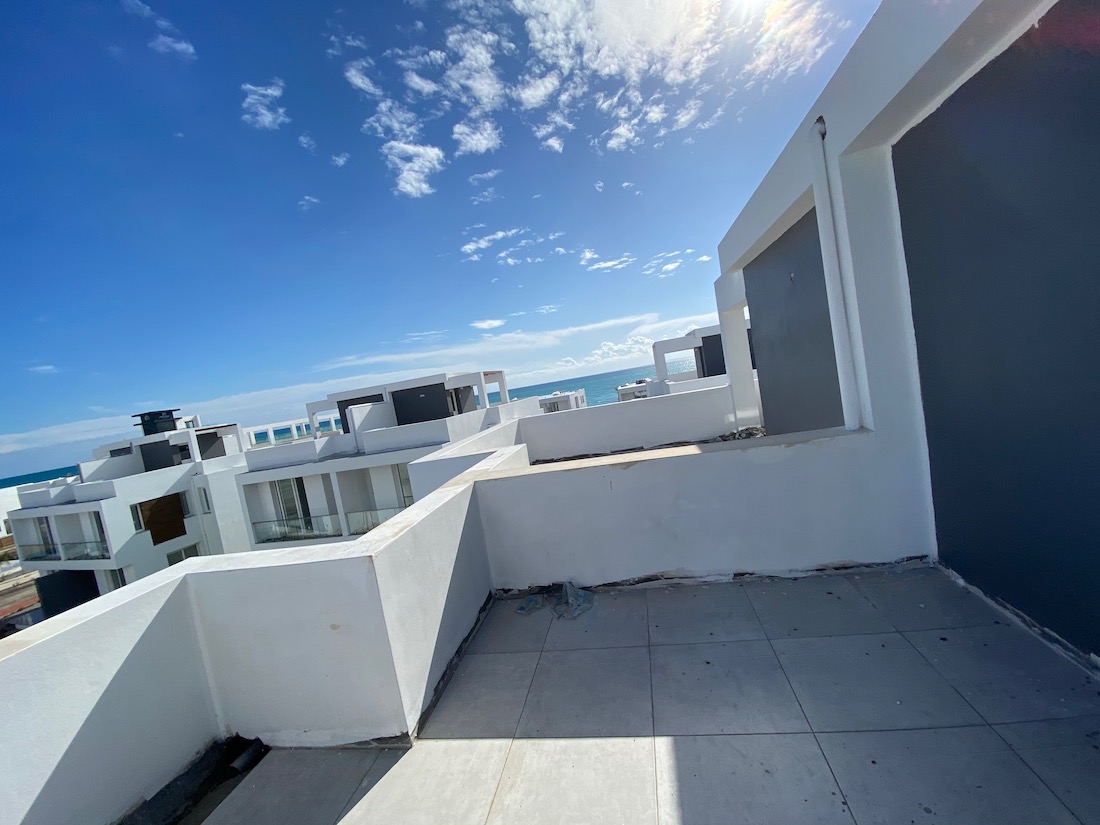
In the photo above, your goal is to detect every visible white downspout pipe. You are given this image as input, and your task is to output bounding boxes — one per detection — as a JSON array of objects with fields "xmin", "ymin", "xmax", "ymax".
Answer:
[{"xmin": 809, "ymin": 116, "xmax": 862, "ymax": 430}]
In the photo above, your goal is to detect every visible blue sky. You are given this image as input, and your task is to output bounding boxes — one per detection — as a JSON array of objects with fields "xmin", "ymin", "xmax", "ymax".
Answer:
[{"xmin": 0, "ymin": 0, "xmax": 878, "ymax": 476}]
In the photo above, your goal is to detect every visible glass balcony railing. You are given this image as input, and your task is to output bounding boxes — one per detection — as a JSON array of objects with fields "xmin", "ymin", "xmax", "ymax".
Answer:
[
  {"xmin": 62, "ymin": 541, "xmax": 110, "ymax": 560},
  {"xmin": 347, "ymin": 507, "xmax": 405, "ymax": 536},
  {"xmin": 251, "ymin": 514, "xmax": 343, "ymax": 544},
  {"xmin": 21, "ymin": 544, "xmax": 61, "ymax": 561}
]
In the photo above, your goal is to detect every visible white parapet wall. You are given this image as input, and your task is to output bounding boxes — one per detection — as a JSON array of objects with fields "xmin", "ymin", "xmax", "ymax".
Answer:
[
  {"xmin": 475, "ymin": 428, "xmax": 935, "ymax": 590},
  {"xmin": 517, "ymin": 385, "xmax": 735, "ymax": 462},
  {"xmin": 0, "ymin": 477, "xmax": 494, "ymax": 825}
]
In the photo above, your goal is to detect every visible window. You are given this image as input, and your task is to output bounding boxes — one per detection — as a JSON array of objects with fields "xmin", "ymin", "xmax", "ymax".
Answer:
[
  {"xmin": 252, "ymin": 431, "xmax": 270, "ymax": 445},
  {"xmin": 130, "ymin": 504, "xmax": 145, "ymax": 531},
  {"xmin": 175, "ymin": 444, "xmax": 191, "ymax": 462},
  {"xmin": 273, "ymin": 426, "xmax": 294, "ymax": 442},
  {"xmin": 272, "ymin": 477, "xmax": 310, "ymax": 522},
  {"xmin": 199, "ymin": 487, "xmax": 212, "ymax": 513},
  {"xmin": 105, "ymin": 569, "xmax": 126, "ymax": 590},
  {"xmin": 109, "ymin": 445, "xmax": 133, "ymax": 457},
  {"xmin": 179, "ymin": 491, "xmax": 192, "ymax": 518},
  {"xmin": 393, "ymin": 464, "xmax": 415, "ymax": 507},
  {"xmin": 166, "ymin": 544, "xmax": 201, "ymax": 566}
]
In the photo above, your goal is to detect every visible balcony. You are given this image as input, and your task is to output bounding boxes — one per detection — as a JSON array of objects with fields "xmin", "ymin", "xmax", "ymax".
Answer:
[
  {"xmin": 251, "ymin": 514, "xmax": 343, "ymax": 544},
  {"xmin": 165, "ymin": 567, "xmax": 1100, "ymax": 824},
  {"xmin": 62, "ymin": 541, "xmax": 110, "ymax": 561},
  {"xmin": 20, "ymin": 543, "xmax": 60, "ymax": 561},
  {"xmin": 347, "ymin": 506, "xmax": 405, "ymax": 536}
]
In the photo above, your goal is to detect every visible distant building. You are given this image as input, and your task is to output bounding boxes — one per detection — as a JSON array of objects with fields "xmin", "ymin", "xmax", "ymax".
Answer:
[{"xmin": 538, "ymin": 389, "xmax": 586, "ymax": 413}]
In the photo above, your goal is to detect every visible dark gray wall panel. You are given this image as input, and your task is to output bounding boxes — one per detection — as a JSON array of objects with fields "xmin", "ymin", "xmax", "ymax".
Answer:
[
  {"xmin": 894, "ymin": 0, "xmax": 1100, "ymax": 654},
  {"xmin": 743, "ymin": 208, "xmax": 843, "ymax": 435},
  {"xmin": 197, "ymin": 433, "xmax": 226, "ymax": 460},
  {"xmin": 140, "ymin": 440, "xmax": 180, "ymax": 472},
  {"xmin": 392, "ymin": 383, "xmax": 451, "ymax": 426},
  {"xmin": 36, "ymin": 571, "xmax": 100, "ymax": 618},
  {"xmin": 700, "ymin": 334, "xmax": 726, "ymax": 377}
]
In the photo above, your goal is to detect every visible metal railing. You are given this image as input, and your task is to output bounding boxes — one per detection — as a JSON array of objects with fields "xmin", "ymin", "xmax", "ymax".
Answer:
[
  {"xmin": 251, "ymin": 514, "xmax": 343, "ymax": 544},
  {"xmin": 347, "ymin": 507, "xmax": 406, "ymax": 536},
  {"xmin": 20, "ymin": 544, "xmax": 61, "ymax": 561},
  {"xmin": 62, "ymin": 541, "xmax": 110, "ymax": 560}
]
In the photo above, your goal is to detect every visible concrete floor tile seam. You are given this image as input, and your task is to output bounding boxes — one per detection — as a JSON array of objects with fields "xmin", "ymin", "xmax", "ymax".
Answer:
[
  {"xmin": 741, "ymin": 587, "xmax": 862, "ymax": 824},
  {"xmin": 645, "ymin": 590, "xmax": 664, "ymax": 825},
  {"xmin": 898, "ymin": 623, "xmax": 1092, "ymax": 824}
]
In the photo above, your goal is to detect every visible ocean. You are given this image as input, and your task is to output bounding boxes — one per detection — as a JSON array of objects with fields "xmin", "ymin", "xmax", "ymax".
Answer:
[
  {"xmin": 0, "ymin": 362, "xmax": 694, "ymax": 489},
  {"xmin": 503, "ymin": 358, "xmax": 695, "ymax": 407},
  {"xmin": 0, "ymin": 466, "xmax": 79, "ymax": 490}
]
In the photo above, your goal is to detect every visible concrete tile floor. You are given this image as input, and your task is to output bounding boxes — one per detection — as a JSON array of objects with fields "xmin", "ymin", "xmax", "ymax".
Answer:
[{"xmin": 207, "ymin": 564, "xmax": 1100, "ymax": 825}]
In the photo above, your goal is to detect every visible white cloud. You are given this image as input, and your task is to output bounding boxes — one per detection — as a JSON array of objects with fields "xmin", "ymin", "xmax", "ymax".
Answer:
[
  {"xmin": 696, "ymin": 254, "xmax": 712, "ymax": 261},
  {"xmin": 643, "ymin": 103, "xmax": 667, "ymax": 123},
  {"xmin": 470, "ymin": 319, "xmax": 506, "ymax": 330},
  {"xmin": 452, "ymin": 119, "xmax": 502, "ymax": 156},
  {"xmin": 298, "ymin": 133, "xmax": 316, "ymax": 153},
  {"xmin": 606, "ymin": 121, "xmax": 639, "ymax": 151},
  {"xmin": 123, "ymin": 0, "xmax": 191, "ymax": 56},
  {"xmin": 442, "ymin": 27, "xmax": 506, "ymax": 113},
  {"xmin": 557, "ymin": 336, "xmax": 654, "ymax": 369},
  {"xmin": 404, "ymin": 70, "xmax": 441, "ymax": 95},
  {"xmin": 593, "ymin": 181, "xmax": 604, "ymax": 193},
  {"xmin": 670, "ymin": 98, "xmax": 702, "ymax": 130},
  {"xmin": 344, "ymin": 58, "xmax": 383, "ymax": 96},
  {"xmin": 297, "ymin": 195, "xmax": 319, "ymax": 211},
  {"xmin": 660, "ymin": 261, "xmax": 681, "ymax": 275},
  {"xmin": 331, "ymin": 152, "xmax": 350, "ymax": 167},
  {"xmin": 461, "ymin": 227, "xmax": 526, "ymax": 256},
  {"xmin": 542, "ymin": 136, "xmax": 564, "ymax": 152},
  {"xmin": 514, "ymin": 72, "xmax": 561, "ymax": 109},
  {"xmin": 148, "ymin": 34, "xmax": 195, "ymax": 59},
  {"xmin": 362, "ymin": 99, "xmax": 422, "ymax": 142},
  {"xmin": 621, "ymin": 181, "xmax": 635, "ymax": 190},
  {"xmin": 121, "ymin": 0, "xmax": 155, "ymax": 18},
  {"xmin": 552, "ymin": 247, "xmax": 567, "ymax": 255},
  {"xmin": 468, "ymin": 168, "xmax": 501, "ymax": 186},
  {"xmin": 742, "ymin": 0, "xmax": 850, "ymax": 83},
  {"xmin": 316, "ymin": 313, "xmax": 658, "ymax": 371},
  {"xmin": 240, "ymin": 78, "xmax": 290, "ymax": 130},
  {"xmin": 588, "ymin": 253, "xmax": 636, "ymax": 271},
  {"xmin": 579, "ymin": 248, "xmax": 599, "ymax": 265},
  {"xmin": 381, "ymin": 141, "xmax": 446, "ymax": 197},
  {"xmin": 28, "ymin": 365, "xmax": 58, "ymax": 375},
  {"xmin": 470, "ymin": 187, "xmax": 498, "ymax": 204}
]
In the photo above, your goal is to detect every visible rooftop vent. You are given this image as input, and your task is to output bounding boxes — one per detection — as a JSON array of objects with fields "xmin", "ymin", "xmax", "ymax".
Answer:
[{"xmin": 133, "ymin": 409, "xmax": 181, "ymax": 436}]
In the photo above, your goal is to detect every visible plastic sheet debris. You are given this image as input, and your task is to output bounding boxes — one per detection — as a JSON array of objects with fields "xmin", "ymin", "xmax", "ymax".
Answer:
[
  {"xmin": 515, "ymin": 594, "xmax": 546, "ymax": 615},
  {"xmin": 550, "ymin": 582, "xmax": 594, "ymax": 619}
]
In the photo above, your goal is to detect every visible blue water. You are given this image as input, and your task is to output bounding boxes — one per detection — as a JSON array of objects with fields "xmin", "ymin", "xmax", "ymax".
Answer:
[
  {"xmin": 501, "ymin": 359, "xmax": 695, "ymax": 407},
  {"xmin": 0, "ymin": 466, "xmax": 79, "ymax": 490}
]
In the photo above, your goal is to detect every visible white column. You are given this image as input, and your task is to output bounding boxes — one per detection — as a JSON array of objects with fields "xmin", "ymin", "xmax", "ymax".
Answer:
[
  {"xmin": 721, "ymin": 302, "xmax": 761, "ymax": 429},
  {"xmin": 652, "ymin": 343, "xmax": 670, "ymax": 381},
  {"xmin": 496, "ymin": 373, "xmax": 510, "ymax": 404},
  {"xmin": 330, "ymin": 472, "xmax": 350, "ymax": 537},
  {"xmin": 476, "ymin": 375, "xmax": 489, "ymax": 408},
  {"xmin": 809, "ymin": 117, "xmax": 862, "ymax": 430}
]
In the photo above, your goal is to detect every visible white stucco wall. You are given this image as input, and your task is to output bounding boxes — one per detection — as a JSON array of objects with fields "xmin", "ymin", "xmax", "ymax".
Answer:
[
  {"xmin": 371, "ymin": 482, "xmax": 493, "ymax": 732},
  {"xmin": 477, "ymin": 430, "xmax": 932, "ymax": 590},
  {"xmin": 0, "ymin": 576, "xmax": 217, "ymax": 825},
  {"xmin": 517, "ymin": 386, "xmax": 735, "ymax": 462},
  {"xmin": 188, "ymin": 553, "xmax": 408, "ymax": 746}
]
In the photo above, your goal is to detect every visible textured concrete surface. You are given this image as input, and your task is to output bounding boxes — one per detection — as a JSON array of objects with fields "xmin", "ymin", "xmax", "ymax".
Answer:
[{"xmin": 205, "ymin": 565, "xmax": 1100, "ymax": 824}]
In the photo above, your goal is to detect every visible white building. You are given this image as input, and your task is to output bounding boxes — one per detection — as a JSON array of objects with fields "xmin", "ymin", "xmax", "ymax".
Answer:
[
  {"xmin": 233, "ymin": 371, "xmax": 536, "ymax": 551},
  {"xmin": 3, "ymin": 3, "xmax": 1099, "ymax": 822},
  {"xmin": 537, "ymin": 389, "xmax": 586, "ymax": 414},
  {"xmin": 5, "ymin": 411, "xmax": 251, "ymax": 610}
]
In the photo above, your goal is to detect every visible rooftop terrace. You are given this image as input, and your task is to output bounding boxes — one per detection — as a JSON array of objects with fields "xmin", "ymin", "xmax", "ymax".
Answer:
[{"xmin": 196, "ymin": 563, "xmax": 1100, "ymax": 825}]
